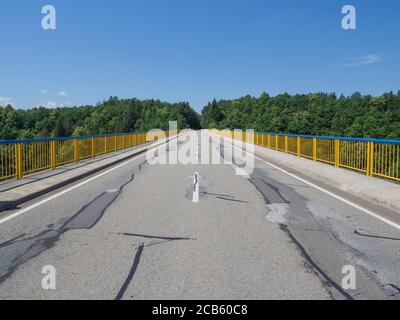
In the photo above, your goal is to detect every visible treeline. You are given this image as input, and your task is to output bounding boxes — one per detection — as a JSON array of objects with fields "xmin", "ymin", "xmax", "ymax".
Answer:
[
  {"xmin": 201, "ymin": 92, "xmax": 400, "ymax": 139},
  {"xmin": 2, "ymin": 92, "xmax": 400, "ymax": 141},
  {"xmin": 0, "ymin": 97, "xmax": 201, "ymax": 140}
]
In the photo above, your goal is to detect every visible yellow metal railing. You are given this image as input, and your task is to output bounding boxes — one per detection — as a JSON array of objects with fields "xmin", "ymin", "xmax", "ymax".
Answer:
[
  {"xmin": 211, "ymin": 130, "xmax": 400, "ymax": 183},
  {"xmin": 0, "ymin": 132, "xmax": 150, "ymax": 181}
]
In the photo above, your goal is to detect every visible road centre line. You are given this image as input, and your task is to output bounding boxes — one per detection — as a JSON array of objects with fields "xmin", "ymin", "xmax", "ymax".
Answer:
[{"xmin": 192, "ymin": 172, "xmax": 199, "ymax": 203}]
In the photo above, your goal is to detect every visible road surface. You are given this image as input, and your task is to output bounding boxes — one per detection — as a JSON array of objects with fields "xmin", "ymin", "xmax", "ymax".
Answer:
[{"xmin": 0, "ymin": 131, "xmax": 399, "ymax": 300}]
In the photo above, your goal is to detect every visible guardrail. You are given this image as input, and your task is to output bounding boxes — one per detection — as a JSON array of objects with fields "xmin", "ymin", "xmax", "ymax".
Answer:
[
  {"xmin": 0, "ymin": 131, "xmax": 167, "ymax": 181},
  {"xmin": 211, "ymin": 130, "xmax": 400, "ymax": 183}
]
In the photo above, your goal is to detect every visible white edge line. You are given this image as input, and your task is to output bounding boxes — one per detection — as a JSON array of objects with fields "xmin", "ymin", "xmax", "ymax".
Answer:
[
  {"xmin": 218, "ymin": 134, "xmax": 400, "ymax": 231},
  {"xmin": 0, "ymin": 136, "xmax": 180, "ymax": 225},
  {"xmin": 0, "ymin": 141, "xmax": 172, "ymax": 225}
]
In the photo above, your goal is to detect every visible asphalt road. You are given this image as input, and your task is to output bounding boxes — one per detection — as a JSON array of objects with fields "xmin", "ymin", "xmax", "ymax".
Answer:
[{"xmin": 0, "ymin": 131, "xmax": 399, "ymax": 300}]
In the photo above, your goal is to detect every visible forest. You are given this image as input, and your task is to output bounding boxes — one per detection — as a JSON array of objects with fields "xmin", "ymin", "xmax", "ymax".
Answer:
[
  {"xmin": 0, "ymin": 97, "xmax": 201, "ymax": 140},
  {"xmin": 1, "ymin": 91, "xmax": 400, "ymax": 140},
  {"xmin": 201, "ymin": 92, "xmax": 400, "ymax": 139}
]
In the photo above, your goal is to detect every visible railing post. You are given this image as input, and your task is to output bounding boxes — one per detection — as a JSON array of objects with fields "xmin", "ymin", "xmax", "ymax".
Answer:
[
  {"xmin": 268, "ymin": 134, "xmax": 271, "ymax": 148},
  {"xmin": 51, "ymin": 140, "xmax": 57, "ymax": 170},
  {"xmin": 285, "ymin": 136, "xmax": 288, "ymax": 153},
  {"xmin": 367, "ymin": 142, "xmax": 374, "ymax": 176},
  {"xmin": 370, "ymin": 142, "xmax": 375, "ymax": 177},
  {"xmin": 114, "ymin": 136, "xmax": 117, "ymax": 151},
  {"xmin": 130, "ymin": 134, "xmax": 133, "ymax": 148},
  {"xmin": 313, "ymin": 138, "xmax": 317, "ymax": 161},
  {"xmin": 275, "ymin": 135, "xmax": 278, "ymax": 151},
  {"xmin": 16, "ymin": 143, "xmax": 23, "ymax": 179},
  {"xmin": 74, "ymin": 139, "xmax": 78, "ymax": 163},
  {"xmin": 297, "ymin": 136, "xmax": 301, "ymax": 157},
  {"xmin": 105, "ymin": 136, "xmax": 108, "ymax": 155},
  {"xmin": 335, "ymin": 139, "xmax": 340, "ymax": 168},
  {"xmin": 91, "ymin": 137, "xmax": 96, "ymax": 158}
]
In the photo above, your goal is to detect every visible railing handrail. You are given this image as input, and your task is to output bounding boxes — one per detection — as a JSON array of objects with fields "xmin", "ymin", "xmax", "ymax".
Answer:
[
  {"xmin": 253, "ymin": 132, "xmax": 400, "ymax": 144},
  {"xmin": 0, "ymin": 131, "xmax": 157, "ymax": 181},
  {"xmin": 0, "ymin": 132, "xmax": 148, "ymax": 145},
  {"xmin": 2, "ymin": 131, "xmax": 399, "ymax": 145},
  {"xmin": 212, "ymin": 129, "xmax": 400, "ymax": 182}
]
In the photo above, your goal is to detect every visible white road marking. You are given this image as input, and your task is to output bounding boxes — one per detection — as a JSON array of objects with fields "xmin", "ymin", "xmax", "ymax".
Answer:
[
  {"xmin": 221, "ymin": 135, "xmax": 400, "ymax": 231},
  {"xmin": 0, "ymin": 152, "xmax": 149, "ymax": 225},
  {"xmin": 0, "ymin": 137, "xmax": 180, "ymax": 225},
  {"xmin": 192, "ymin": 172, "xmax": 199, "ymax": 203}
]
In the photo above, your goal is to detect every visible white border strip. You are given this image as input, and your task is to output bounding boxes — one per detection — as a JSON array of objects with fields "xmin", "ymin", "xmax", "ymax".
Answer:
[
  {"xmin": 0, "ymin": 152, "xmax": 147, "ymax": 225},
  {"xmin": 0, "ymin": 136, "xmax": 181, "ymax": 225},
  {"xmin": 225, "ymin": 136, "xmax": 400, "ymax": 231}
]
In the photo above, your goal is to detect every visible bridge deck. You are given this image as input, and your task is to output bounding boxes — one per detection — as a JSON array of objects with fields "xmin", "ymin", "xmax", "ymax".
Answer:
[{"xmin": 0, "ymin": 131, "xmax": 399, "ymax": 299}]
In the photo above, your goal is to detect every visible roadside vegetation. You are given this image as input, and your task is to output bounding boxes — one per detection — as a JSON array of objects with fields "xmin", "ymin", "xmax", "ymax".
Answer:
[
  {"xmin": 0, "ymin": 97, "xmax": 201, "ymax": 140},
  {"xmin": 202, "ymin": 92, "xmax": 400, "ymax": 139}
]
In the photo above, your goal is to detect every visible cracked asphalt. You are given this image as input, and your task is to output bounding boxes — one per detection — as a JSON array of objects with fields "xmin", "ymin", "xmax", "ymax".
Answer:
[{"xmin": 0, "ymin": 131, "xmax": 399, "ymax": 300}]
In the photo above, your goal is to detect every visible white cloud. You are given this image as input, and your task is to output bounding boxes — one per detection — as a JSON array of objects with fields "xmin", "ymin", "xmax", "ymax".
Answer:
[
  {"xmin": 45, "ymin": 101, "xmax": 59, "ymax": 108},
  {"xmin": 41, "ymin": 89, "xmax": 47, "ymax": 94},
  {"xmin": 42, "ymin": 101, "xmax": 70, "ymax": 108},
  {"xmin": 58, "ymin": 90, "xmax": 67, "ymax": 96},
  {"xmin": 0, "ymin": 97, "xmax": 14, "ymax": 106},
  {"xmin": 342, "ymin": 54, "xmax": 382, "ymax": 67}
]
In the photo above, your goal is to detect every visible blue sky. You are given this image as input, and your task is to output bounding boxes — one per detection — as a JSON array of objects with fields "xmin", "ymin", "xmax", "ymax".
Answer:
[{"xmin": 0, "ymin": 0, "xmax": 399, "ymax": 112}]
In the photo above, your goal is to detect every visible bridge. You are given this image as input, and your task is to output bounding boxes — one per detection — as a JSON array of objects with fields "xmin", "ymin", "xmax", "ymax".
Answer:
[{"xmin": 0, "ymin": 130, "xmax": 399, "ymax": 300}]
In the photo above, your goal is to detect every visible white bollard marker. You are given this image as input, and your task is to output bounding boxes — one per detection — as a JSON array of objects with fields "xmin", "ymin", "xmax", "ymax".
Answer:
[{"xmin": 192, "ymin": 172, "xmax": 199, "ymax": 203}]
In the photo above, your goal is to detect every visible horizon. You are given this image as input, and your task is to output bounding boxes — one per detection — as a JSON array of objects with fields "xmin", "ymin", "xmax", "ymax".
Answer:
[
  {"xmin": 1, "ymin": 0, "xmax": 400, "ymax": 112},
  {"xmin": 2, "ymin": 89, "xmax": 400, "ymax": 113}
]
